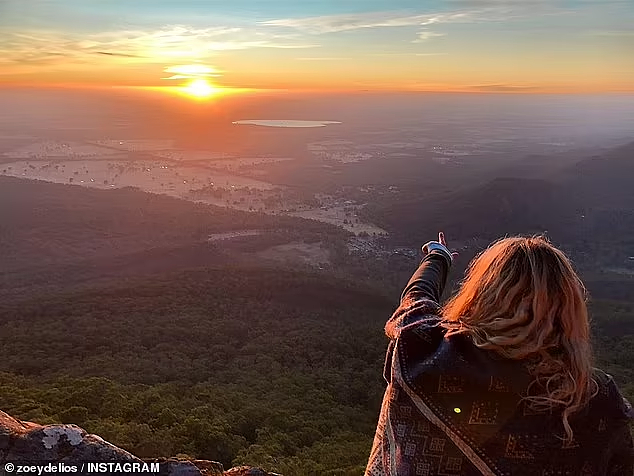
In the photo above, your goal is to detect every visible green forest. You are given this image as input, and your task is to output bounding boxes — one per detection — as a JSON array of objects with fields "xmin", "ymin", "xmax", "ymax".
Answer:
[
  {"xmin": 0, "ymin": 266, "xmax": 393, "ymax": 474},
  {"xmin": 0, "ymin": 264, "xmax": 632, "ymax": 475}
]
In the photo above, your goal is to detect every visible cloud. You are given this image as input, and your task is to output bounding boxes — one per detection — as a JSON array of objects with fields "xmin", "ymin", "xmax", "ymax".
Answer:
[
  {"xmin": 164, "ymin": 64, "xmax": 222, "ymax": 75},
  {"xmin": 588, "ymin": 30, "xmax": 634, "ymax": 37},
  {"xmin": 296, "ymin": 57, "xmax": 349, "ymax": 61},
  {"xmin": 413, "ymin": 31, "xmax": 446, "ymax": 42},
  {"xmin": 260, "ymin": 4, "xmax": 572, "ymax": 36},
  {"xmin": 368, "ymin": 52, "xmax": 448, "ymax": 57},
  {"xmin": 161, "ymin": 64, "xmax": 223, "ymax": 81},
  {"xmin": 201, "ymin": 41, "xmax": 319, "ymax": 51},
  {"xmin": 102, "ymin": 25, "xmax": 318, "ymax": 55},
  {"xmin": 260, "ymin": 11, "xmax": 479, "ymax": 34},
  {"xmin": 468, "ymin": 83, "xmax": 540, "ymax": 92},
  {"xmin": 0, "ymin": 24, "xmax": 320, "ymax": 69},
  {"xmin": 95, "ymin": 51, "xmax": 143, "ymax": 58}
]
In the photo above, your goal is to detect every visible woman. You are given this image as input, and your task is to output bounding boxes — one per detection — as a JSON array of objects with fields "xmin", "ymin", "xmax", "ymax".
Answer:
[{"xmin": 366, "ymin": 233, "xmax": 633, "ymax": 476}]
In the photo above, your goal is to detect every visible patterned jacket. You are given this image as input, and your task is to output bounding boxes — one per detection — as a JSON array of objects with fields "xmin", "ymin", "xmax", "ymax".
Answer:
[{"xmin": 365, "ymin": 251, "xmax": 634, "ymax": 476}]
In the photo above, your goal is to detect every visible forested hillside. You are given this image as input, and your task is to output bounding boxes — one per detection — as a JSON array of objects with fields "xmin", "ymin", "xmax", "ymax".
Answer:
[
  {"xmin": 362, "ymin": 142, "xmax": 634, "ymax": 250},
  {"xmin": 0, "ymin": 266, "xmax": 394, "ymax": 474},
  {"xmin": 0, "ymin": 176, "xmax": 348, "ymax": 272},
  {"xmin": 0, "ymin": 156, "xmax": 632, "ymax": 475}
]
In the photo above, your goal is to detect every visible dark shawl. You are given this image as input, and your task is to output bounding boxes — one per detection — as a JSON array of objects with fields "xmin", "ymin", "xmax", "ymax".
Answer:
[{"xmin": 365, "ymin": 251, "xmax": 634, "ymax": 476}]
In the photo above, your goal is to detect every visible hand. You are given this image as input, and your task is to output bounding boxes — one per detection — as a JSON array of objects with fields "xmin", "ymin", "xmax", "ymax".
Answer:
[
  {"xmin": 422, "ymin": 231, "xmax": 459, "ymax": 261},
  {"xmin": 438, "ymin": 232, "xmax": 459, "ymax": 260}
]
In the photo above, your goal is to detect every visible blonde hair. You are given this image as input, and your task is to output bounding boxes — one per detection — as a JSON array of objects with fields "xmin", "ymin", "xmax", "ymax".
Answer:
[{"xmin": 441, "ymin": 235, "xmax": 598, "ymax": 442}]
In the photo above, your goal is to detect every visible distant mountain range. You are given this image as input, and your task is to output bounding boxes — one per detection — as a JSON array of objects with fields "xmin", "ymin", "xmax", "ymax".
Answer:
[{"xmin": 366, "ymin": 141, "xmax": 634, "ymax": 246}]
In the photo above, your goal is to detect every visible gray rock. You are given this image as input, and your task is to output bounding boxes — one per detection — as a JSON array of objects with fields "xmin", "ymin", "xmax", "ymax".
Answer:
[
  {"xmin": 0, "ymin": 410, "xmax": 139, "ymax": 462},
  {"xmin": 1, "ymin": 410, "xmax": 278, "ymax": 475}
]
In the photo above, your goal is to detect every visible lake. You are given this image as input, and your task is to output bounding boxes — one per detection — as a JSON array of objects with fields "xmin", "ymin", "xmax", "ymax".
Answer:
[{"xmin": 232, "ymin": 120, "xmax": 342, "ymax": 128}]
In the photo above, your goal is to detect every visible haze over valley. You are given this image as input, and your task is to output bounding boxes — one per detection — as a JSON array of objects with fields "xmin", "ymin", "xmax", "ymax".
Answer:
[{"xmin": 2, "ymin": 89, "xmax": 633, "ymax": 239}]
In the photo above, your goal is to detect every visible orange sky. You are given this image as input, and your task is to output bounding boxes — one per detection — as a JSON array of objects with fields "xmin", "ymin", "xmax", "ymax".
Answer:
[{"xmin": 1, "ymin": 1, "xmax": 633, "ymax": 93}]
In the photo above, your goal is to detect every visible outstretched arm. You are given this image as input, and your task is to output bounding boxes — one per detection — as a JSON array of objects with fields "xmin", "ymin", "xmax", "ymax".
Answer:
[
  {"xmin": 385, "ymin": 232, "xmax": 455, "ymax": 340},
  {"xmin": 400, "ymin": 246, "xmax": 452, "ymax": 305}
]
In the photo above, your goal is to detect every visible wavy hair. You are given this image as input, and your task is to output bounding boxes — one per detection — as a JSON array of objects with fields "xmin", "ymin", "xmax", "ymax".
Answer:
[{"xmin": 441, "ymin": 235, "xmax": 598, "ymax": 442}]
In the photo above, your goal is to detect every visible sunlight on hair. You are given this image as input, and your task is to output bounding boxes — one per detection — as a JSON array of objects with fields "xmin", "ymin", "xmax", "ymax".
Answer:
[{"xmin": 440, "ymin": 236, "xmax": 598, "ymax": 443}]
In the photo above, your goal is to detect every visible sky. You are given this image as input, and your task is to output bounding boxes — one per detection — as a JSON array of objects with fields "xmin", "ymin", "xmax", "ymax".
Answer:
[{"xmin": 0, "ymin": 0, "xmax": 633, "ymax": 92}]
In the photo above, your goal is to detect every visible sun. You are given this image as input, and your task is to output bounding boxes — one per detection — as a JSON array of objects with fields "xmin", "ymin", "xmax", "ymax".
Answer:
[{"xmin": 182, "ymin": 79, "xmax": 218, "ymax": 99}]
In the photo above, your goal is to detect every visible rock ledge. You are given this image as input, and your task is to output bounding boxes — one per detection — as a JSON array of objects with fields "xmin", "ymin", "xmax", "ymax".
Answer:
[{"xmin": 0, "ymin": 410, "xmax": 280, "ymax": 476}]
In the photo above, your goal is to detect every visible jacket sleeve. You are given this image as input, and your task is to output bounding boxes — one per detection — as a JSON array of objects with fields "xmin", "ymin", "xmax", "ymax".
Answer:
[{"xmin": 385, "ymin": 250, "xmax": 451, "ymax": 341}]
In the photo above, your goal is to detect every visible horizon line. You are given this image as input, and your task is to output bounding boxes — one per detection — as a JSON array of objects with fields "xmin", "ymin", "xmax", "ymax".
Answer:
[{"xmin": 1, "ymin": 83, "xmax": 634, "ymax": 95}]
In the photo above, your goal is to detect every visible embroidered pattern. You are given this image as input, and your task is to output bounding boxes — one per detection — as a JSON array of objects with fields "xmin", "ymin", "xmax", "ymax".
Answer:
[
  {"xmin": 444, "ymin": 456, "xmax": 463, "ymax": 472},
  {"xmin": 415, "ymin": 462, "xmax": 431, "ymax": 475},
  {"xmin": 468, "ymin": 401, "xmax": 500, "ymax": 425},
  {"xmin": 437, "ymin": 375, "xmax": 465, "ymax": 393},
  {"xmin": 505, "ymin": 434, "xmax": 536, "ymax": 460},
  {"xmin": 429, "ymin": 437, "xmax": 446, "ymax": 453}
]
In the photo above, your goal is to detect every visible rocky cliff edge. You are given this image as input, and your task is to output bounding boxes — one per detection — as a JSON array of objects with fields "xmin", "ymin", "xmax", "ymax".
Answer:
[{"xmin": 0, "ymin": 410, "xmax": 279, "ymax": 476}]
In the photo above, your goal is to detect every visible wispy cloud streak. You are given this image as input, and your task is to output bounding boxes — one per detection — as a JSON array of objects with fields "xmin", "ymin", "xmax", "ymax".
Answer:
[
  {"xmin": 588, "ymin": 30, "xmax": 634, "ymax": 36},
  {"xmin": 261, "ymin": 11, "xmax": 479, "ymax": 34},
  {"xmin": 0, "ymin": 24, "xmax": 319, "ymax": 69},
  {"xmin": 295, "ymin": 57, "xmax": 350, "ymax": 61},
  {"xmin": 368, "ymin": 52, "xmax": 448, "ymax": 57},
  {"xmin": 413, "ymin": 31, "xmax": 446, "ymax": 42},
  {"xmin": 259, "ymin": 3, "xmax": 568, "ymax": 35},
  {"xmin": 95, "ymin": 51, "xmax": 143, "ymax": 58},
  {"xmin": 469, "ymin": 83, "xmax": 540, "ymax": 91}
]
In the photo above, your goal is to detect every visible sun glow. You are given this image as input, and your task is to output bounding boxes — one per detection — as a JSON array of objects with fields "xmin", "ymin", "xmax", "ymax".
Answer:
[{"xmin": 182, "ymin": 79, "xmax": 218, "ymax": 99}]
